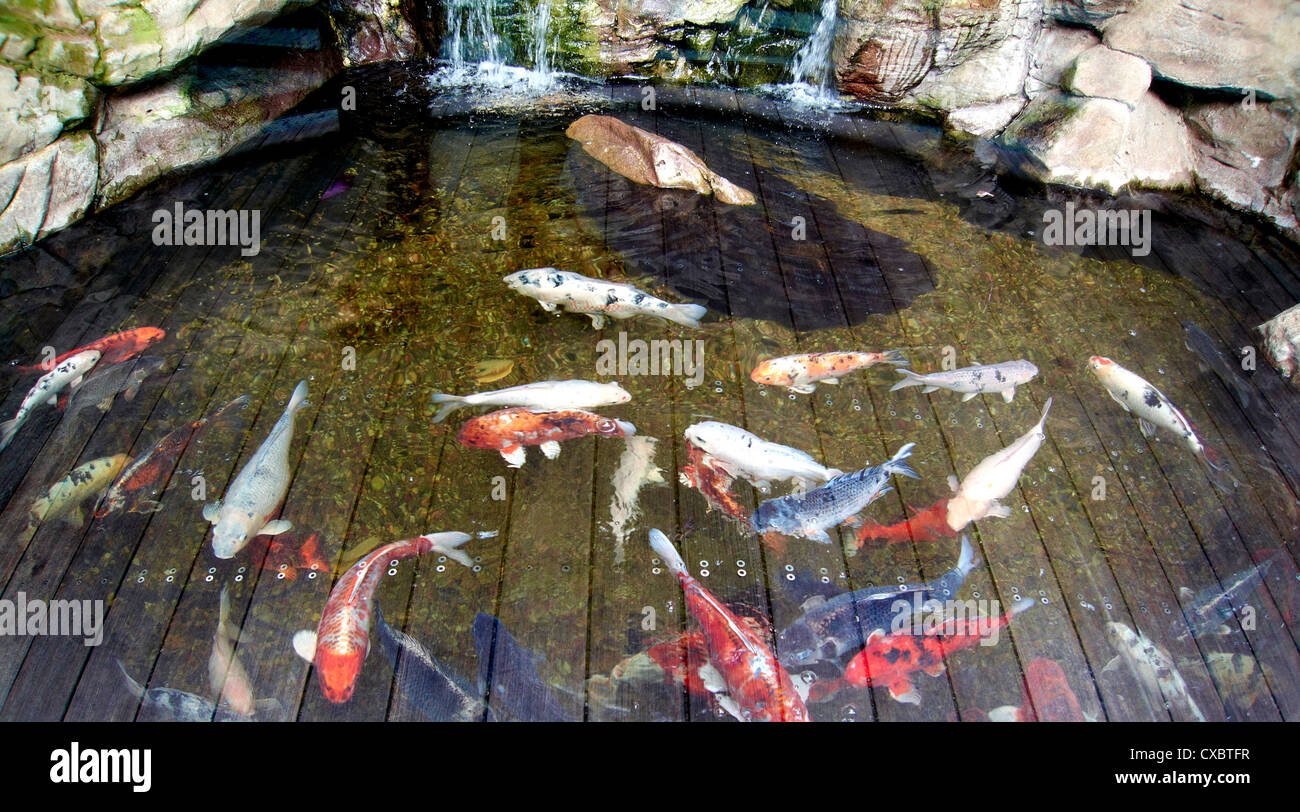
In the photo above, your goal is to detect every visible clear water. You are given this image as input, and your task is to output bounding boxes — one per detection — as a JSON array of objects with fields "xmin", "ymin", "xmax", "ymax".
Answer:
[{"xmin": 0, "ymin": 76, "xmax": 1298, "ymax": 722}]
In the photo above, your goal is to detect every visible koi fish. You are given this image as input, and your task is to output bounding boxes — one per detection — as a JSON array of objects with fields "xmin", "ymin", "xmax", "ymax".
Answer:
[
  {"xmin": 649, "ymin": 528, "xmax": 808, "ymax": 721},
  {"xmin": 842, "ymin": 597, "xmax": 1037, "ymax": 705},
  {"xmin": 891, "ymin": 359, "xmax": 1038, "ymax": 402},
  {"xmin": 778, "ymin": 535, "xmax": 979, "ymax": 669},
  {"xmin": 504, "ymin": 268, "xmax": 707, "ymax": 329},
  {"xmin": 945, "ymin": 397, "xmax": 1052, "ymax": 531},
  {"xmin": 292, "ymin": 532, "xmax": 474, "ymax": 703},
  {"xmin": 854, "ymin": 498, "xmax": 954, "ymax": 547},
  {"xmin": 8, "ymin": 327, "xmax": 164, "ymax": 374},
  {"xmin": 204, "ymin": 381, "xmax": 309, "ymax": 559},
  {"xmin": 208, "ymin": 585, "xmax": 256, "ymax": 716},
  {"xmin": 97, "ymin": 395, "xmax": 249, "ymax": 518},
  {"xmin": 61, "ymin": 355, "xmax": 165, "ymax": 414},
  {"xmin": 679, "ymin": 441, "xmax": 751, "ymax": 524},
  {"xmin": 456, "ymin": 407, "xmax": 635, "ymax": 468},
  {"xmin": 472, "ymin": 613, "xmax": 573, "ymax": 722},
  {"xmin": 1102, "ymin": 621, "xmax": 1205, "ymax": 722},
  {"xmin": 118, "ymin": 660, "xmax": 283, "ymax": 722},
  {"xmin": 1177, "ymin": 559, "xmax": 1272, "ymax": 639},
  {"xmin": 1088, "ymin": 356, "xmax": 1226, "ymax": 479},
  {"xmin": 0, "ymin": 350, "xmax": 101, "ymax": 452},
  {"xmin": 989, "ymin": 658, "xmax": 1089, "ymax": 721},
  {"xmin": 751, "ymin": 443, "xmax": 919, "ymax": 544},
  {"xmin": 431, "ymin": 379, "xmax": 631, "ymax": 424},
  {"xmin": 375, "ymin": 605, "xmax": 485, "ymax": 722},
  {"xmin": 750, "ymin": 350, "xmax": 907, "ymax": 394},
  {"xmin": 1205, "ymin": 652, "xmax": 1274, "ymax": 709},
  {"xmin": 683, "ymin": 421, "xmax": 843, "ymax": 493},
  {"xmin": 249, "ymin": 531, "xmax": 331, "ymax": 580},
  {"xmin": 27, "ymin": 454, "xmax": 130, "ymax": 529},
  {"xmin": 608, "ymin": 435, "xmax": 664, "ymax": 563}
]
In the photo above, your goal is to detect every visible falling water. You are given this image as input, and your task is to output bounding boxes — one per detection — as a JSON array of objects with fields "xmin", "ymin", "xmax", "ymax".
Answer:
[
  {"xmin": 437, "ymin": 0, "xmax": 559, "ymax": 91},
  {"xmin": 791, "ymin": 0, "xmax": 838, "ymax": 89}
]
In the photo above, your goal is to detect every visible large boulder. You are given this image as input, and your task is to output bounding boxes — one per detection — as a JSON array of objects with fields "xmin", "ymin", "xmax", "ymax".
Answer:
[
  {"xmin": 0, "ymin": 65, "xmax": 98, "ymax": 165},
  {"xmin": 324, "ymin": 0, "xmax": 419, "ymax": 67},
  {"xmin": 0, "ymin": 133, "xmax": 99, "ymax": 252},
  {"xmin": 1102, "ymin": 0, "xmax": 1300, "ymax": 103},
  {"xmin": 4, "ymin": 0, "xmax": 316, "ymax": 85},
  {"xmin": 1186, "ymin": 101, "xmax": 1300, "ymax": 235},
  {"xmin": 1064, "ymin": 43, "xmax": 1151, "ymax": 105},
  {"xmin": 95, "ymin": 53, "xmax": 334, "ymax": 208},
  {"xmin": 1259, "ymin": 304, "xmax": 1300, "ymax": 382},
  {"xmin": 1001, "ymin": 89, "xmax": 1195, "ymax": 191}
]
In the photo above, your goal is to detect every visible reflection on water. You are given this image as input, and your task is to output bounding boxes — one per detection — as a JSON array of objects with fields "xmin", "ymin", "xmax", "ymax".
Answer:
[{"xmin": 0, "ymin": 77, "xmax": 1298, "ymax": 723}]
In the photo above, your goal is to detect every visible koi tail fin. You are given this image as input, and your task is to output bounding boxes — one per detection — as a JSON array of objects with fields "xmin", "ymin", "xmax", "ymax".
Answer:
[
  {"xmin": 287, "ymin": 380, "xmax": 310, "ymax": 414},
  {"xmin": 665, "ymin": 303, "xmax": 708, "ymax": 329},
  {"xmin": 1198, "ymin": 448, "xmax": 1237, "ymax": 492},
  {"xmin": 430, "ymin": 393, "xmax": 468, "ymax": 424},
  {"xmin": 117, "ymin": 660, "xmax": 146, "ymax": 699},
  {"xmin": 889, "ymin": 369, "xmax": 927, "ymax": 392},
  {"xmin": 0, "ymin": 418, "xmax": 17, "ymax": 451},
  {"xmin": 210, "ymin": 394, "xmax": 251, "ymax": 428},
  {"xmin": 420, "ymin": 531, "xmax": 474, "ymax": 567},
  {"xmin": 880, "ymin": 349, "xmax": 909, "ymax": 366},
  {"xmin": 648, "ymin": 529, "xmax": 686, "ymax": 577},
  {"xmin": 956, "ymin": 534, "xmax": 980, "ymax": 576},
  {"xmin": 885, "ymin": 442, "xmax": 919, "ymax": 480},
  {"xmin": 1009, "ymin": 597, "xmax": 1038, "ymax": 616}
]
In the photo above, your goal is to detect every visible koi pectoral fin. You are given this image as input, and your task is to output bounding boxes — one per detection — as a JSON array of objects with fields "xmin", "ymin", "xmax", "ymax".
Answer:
[
  {"xmin": 1139, "ymin": 418, "xmax": 1157, "ymax": 438},
  {"xmin": 291, "ymin": 630, "xmax": 317, "ymax": 663},
  {"xmin": 888, "ymin": 678, "xmax": 921, "ymax": 705},
  {"xmin": 259, "ymin": 519, "xmax": 293, "ymax": 536}
]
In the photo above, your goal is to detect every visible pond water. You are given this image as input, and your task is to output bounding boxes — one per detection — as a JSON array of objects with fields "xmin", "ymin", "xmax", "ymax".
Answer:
[{"xmin": 0, "ymin": 68, "xmax": 1298, "ymax": 722}]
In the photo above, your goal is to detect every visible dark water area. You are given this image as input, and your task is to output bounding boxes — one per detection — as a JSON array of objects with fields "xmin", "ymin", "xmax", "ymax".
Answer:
[{"xmin": 0, "ymin": 65, "xmax": 1298, "ymax": 723}]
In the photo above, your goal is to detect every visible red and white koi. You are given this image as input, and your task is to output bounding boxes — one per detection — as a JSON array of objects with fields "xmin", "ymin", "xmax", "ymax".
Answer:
[
  {"xmin": 431, "ymin": 379, "xmax": 631, "ymax": 424},
  {"xmin": 649, "ymin": 529, "xmax": 808, "ymax": 721},
  {"xmin": 292, "ymin": 532, "xmax": 474, "ymax": 703},
  {"xmin": 457, "ymin": 407, "xmax": 635, "ymax": 468}
]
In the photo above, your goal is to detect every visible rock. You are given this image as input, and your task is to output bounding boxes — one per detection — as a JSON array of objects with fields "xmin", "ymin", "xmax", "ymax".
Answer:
[
  {"xmin": 95, "ymin": 53, "xmax": 334, "ymax": 208},
  {"xmin": 5, "ymin": 0, "xmax": 317, "ymax": 85},
  {"xmin": 835, "ymin": 0, "xmax": 936, "ymax": 103},
  {"xmin": 1025, "ymin": 24, "xmax": 1099, "ymax": 96},
  {"xmin": 1000, "ymin": 90, "xmax": 1195, "ymax": 191},
  {"xmin": 0, "ymin": 133, "xmax": 99, "ymax": 255},
  {"xmin": 1102, "ymin": 0, "xmax": 1300, "ymax": 103},
  {"xmin": 565, "ymin": 114, "xmax": 755, "ymax": 204},
  {"xmin": 0, "ymin": 66, "xmax": 98, "ymax": 165},
  {"xmin": 1187, "ymin": 101, "xmax": 1300, "ymax": 235},
  {"xmin": 1259, "ymin": 304, "xmax": 1300, "ymax": 381},
  {"xmin": 1045, "ymin": 0, "xmax": 1135, "ymax": 24},
  {"xmin": 1065, "ymin": 44, "xmax": 1151, "ymax": 105},
  {"xmin": 324, "ymin": 0, "xmax": 419, "ymax": 66},
  {"xmin": 576, "ymin": 0, "xmax": 748, "ymax": 69}
]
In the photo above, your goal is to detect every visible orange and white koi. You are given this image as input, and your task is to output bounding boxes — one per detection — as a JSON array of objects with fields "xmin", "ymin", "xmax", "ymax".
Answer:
[
  {"xmin": 457, "ymin": 407, "xmax": 635, "ymax": 468},
  {"xmin": 751, "ymin": 350, "xmax": 907, "ymax": 394},
  {"xmin": 649, "ymin": 529, "xmax": 808, "ymax": 721},
  {"xmin": 292, "ymin": 532, "xmax": 474, "ymax": 703},
  {"xmin": 8, "ymin": 327, "xmax": 164, "ymax": 374}
]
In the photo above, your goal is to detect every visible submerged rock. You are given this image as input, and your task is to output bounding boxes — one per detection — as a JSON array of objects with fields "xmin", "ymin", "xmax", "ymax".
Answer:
[
  {"xmin": 0, "ymin": 133, "xmax": 98, "ymax": 253},
  {"xmin": 565, "ymin": 114, "xmax": 756, "ymax": 204}
]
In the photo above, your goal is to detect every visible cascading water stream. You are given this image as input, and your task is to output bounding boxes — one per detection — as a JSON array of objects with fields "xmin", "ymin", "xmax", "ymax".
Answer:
[
  {"xmin": 436, "ymin": 0, "xmax": 560, "ymax": 92},
  {"xmin": 791, "ymin": 0, "xmax": 838, "ymax": 89}
]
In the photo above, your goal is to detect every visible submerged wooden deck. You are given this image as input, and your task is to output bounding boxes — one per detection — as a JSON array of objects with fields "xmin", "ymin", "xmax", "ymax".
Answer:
[{"xmin": 1, "ymin": 84, "xmax": 1298, "ymax": 721}]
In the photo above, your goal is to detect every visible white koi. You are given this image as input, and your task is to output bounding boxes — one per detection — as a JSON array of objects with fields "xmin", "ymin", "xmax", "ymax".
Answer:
[
  {"xmin": 684, "ymin": 421, "xmax": 842, "ymax": 494},
  {"xmin": 204, "ymin": 380, "xmax": 308, "ymax": 559},
  {"xmin": 0, "ymin": 350, "xmax": 101, "ymax": 452},
  {"xmin": 891, "ymin": 359, "xmax": 1038, "ymax": 402},
  {"xmin": 945, "ymin": 398, "xmax": 1052, "ymax": 531},
  {"xmin": 208, "ymin": 585, "xmax": 256, "ymax": 716},
  {"xmin": 431, "ymin": 379, "xmax": 631, "ymax": 424},
  {"xmin": 1103, "ymin": 621, "xmax": 1205, "ymax": 722},
  {"xmin": 504, "ymin": 268, "xmax": 707, "ymax": 329}
]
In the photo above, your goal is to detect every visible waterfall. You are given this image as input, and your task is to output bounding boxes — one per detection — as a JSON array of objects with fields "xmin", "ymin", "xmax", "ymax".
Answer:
[
  {"xmin": 791, "ymin": 0, "xmax": 838, "ymax": 89},
  {"xmin": 438, "ymin": 0, "xmax": 558, "ymax": 90}
]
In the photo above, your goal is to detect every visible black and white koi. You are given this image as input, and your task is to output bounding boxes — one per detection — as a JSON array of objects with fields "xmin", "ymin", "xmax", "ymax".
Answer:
[{"xmin": 503, "ymin": 268, "xmax": 707, "ymax": 329}]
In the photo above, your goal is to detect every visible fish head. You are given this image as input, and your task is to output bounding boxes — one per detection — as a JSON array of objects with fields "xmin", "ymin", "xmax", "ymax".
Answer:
[
  {"xmin": 1088, "ymin": 356, "xmax": 1114, "ymax": 376},
  {"xmin": 750, "ymin": 499, "xmax": 797, "ymax": 535},
  {"xmin": 314, "ymin": 645, "xmax": 365, "ymax": 704},
  {"xmin": 596, "ymin": 417, "xmax": 635, "ymax": 437},
  {"xmin": 776, "ymin": 623, "xmax": 822, "ymax": 669},
  {"xmin": 1105, "ymin": 621, "xmax": 1137, "ymax": 650},
  {"xmin": 608, "ymin": 385, "xmax": 633, "ymax": 404},
  {"xmin": 211, "ymin": 511, "xmax": 256, "ymax": 559}
]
